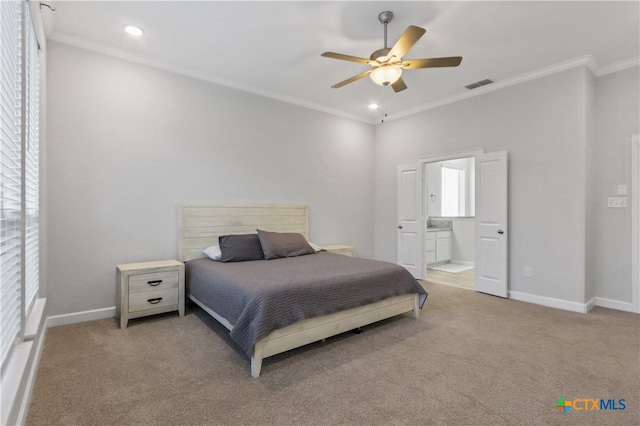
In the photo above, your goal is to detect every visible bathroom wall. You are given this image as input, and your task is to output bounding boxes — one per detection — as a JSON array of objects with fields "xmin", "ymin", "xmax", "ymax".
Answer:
[
  {"xmin": 425, "ymin": 157, "xmax": 475, "ymax": 217},
  {"xmin": 450, "ymin": 218, "xmax": 475, "ymax": 264}
]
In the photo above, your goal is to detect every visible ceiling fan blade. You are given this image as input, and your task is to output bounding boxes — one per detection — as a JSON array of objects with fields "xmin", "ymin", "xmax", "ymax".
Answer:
[
  {"xmin": 388, "ymin": 26, "xmax": 426, "ymax": 60},
  {"xmin": 321, "ymin": 52, "xmax": 373, "ymax": 65},
  {"xmin": 331, "ymin": 70, "xmax": 372, "ymax": 89},
  {"xmin": 401, "ymin": 56, "xmax": 463, "ymax": 69},
  {"xmin": 391, "ymin": 77, "xmax": 407, "ymax": 93}
]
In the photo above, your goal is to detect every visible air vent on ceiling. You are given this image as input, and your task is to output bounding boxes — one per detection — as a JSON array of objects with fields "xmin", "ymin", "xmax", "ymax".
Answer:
[{"xmin": 465, "ymin": 79, "xmax": 494, "ymax": 90}]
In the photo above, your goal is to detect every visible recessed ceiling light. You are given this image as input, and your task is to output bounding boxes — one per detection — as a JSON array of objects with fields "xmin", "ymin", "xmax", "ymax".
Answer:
[
  {"xmin": 124, "ymin": 25, "xmax": 144, "ymax": 37},
  {"xmin": 368, "ymin": 103, "xmax": 379, "ymax": 110}
]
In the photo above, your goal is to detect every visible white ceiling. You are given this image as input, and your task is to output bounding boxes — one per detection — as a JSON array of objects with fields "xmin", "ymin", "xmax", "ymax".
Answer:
[{"xmin": 44, "ymin": 1, "xmax": 639, "ymax": 123}]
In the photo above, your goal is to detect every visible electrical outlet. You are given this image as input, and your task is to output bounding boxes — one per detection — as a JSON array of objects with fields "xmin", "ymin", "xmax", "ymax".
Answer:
[
  {"xmin": 524, "ymin": 267, "xmax": 532, "ymax": 278},
  {"xmin": 608, "ymin": 197, "xmax": 627, "ymax": 208}
]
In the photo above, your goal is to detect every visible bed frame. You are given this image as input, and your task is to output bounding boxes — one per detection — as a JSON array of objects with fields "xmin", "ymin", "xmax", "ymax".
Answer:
[{"xmin": 178, "ymin": 204, "xmax": 420, "ymax": 377}]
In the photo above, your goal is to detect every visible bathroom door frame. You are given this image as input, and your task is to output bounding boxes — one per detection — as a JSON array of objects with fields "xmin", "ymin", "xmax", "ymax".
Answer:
[{"xmin": 419, "ymin": 150, "xmax": 483, "ymax": 282}]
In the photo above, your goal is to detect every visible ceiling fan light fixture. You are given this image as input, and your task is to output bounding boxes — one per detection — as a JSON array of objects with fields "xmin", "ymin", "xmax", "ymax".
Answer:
[
  {"xmin": 370, "ymin": 65, "xmax": 402, "ymax": 86},
  {"xmin": 321, "ymin": 10, "xmax": 461, "ymax": 93}
]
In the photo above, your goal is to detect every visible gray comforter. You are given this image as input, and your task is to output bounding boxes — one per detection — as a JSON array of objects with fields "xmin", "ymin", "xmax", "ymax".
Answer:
[{"xmin": 186, "ymin": 252, "xmax": 427, "ymax": 357}]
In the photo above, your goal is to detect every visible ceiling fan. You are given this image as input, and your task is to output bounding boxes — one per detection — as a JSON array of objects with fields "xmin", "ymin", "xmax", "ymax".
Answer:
[{"xmin": 321, "ymin": 11, "xmax": 462, "ymax": 93}]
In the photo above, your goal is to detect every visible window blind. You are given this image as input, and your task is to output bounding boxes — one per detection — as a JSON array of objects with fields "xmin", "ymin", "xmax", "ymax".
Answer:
[
  {"xmin": 0, "ymin": 0, "xmax": 23, "ymax": 369},
  {"xmin": 25, "ymin": 4, "xmax": 39, "ymax": 311}
]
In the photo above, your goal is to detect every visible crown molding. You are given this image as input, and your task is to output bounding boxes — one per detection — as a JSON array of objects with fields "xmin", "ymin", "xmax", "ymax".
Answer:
[
  {"xmin": 48, "ymin": 31, "xmax": 638, "ymax": 126},
  {"xmin": 594, "ymin": 57, "xmax": 640, "ymax": 77},
  {"xmin": 384, "ymin": 55, "xmax": 596, "ymax": 123},
  {"xmin": 384, "ymin": 55, "xmax": 638, "ymax": 123},
  {"xmin": 48, "ymin": 32, "xmax": 374, "ymax": 125}
]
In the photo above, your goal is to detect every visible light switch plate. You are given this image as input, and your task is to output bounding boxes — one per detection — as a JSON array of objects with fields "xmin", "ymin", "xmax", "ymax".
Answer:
[{"xmin": 618, "ymin": 185, "xmax": 628, "ymax": 195}]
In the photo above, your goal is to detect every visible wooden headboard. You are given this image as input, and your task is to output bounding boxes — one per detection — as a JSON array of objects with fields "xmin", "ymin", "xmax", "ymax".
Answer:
[{"xmin": 178, "ymin": 204, "xmax": 309, "ymax": 262}]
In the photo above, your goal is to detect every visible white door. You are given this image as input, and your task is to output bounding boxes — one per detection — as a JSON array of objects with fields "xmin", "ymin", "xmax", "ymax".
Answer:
[
  {"xmin": 397, "ymin": 164, "xmax": 423, "ymax": 279},
  {"xmin": 475, "ymin": 151, "xmax": 508, "ymax": 297}
]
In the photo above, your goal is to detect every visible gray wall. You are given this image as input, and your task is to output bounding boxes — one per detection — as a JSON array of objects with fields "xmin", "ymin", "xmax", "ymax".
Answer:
[
  {"xmin": 375, "ymin": 65, "xmax": 639, "ymax": 307},
  {"xmin": 591, "ymin": 66, "xmax": 640, "ymax": 303},
  {"xmin": 46, "ymin": 42, "xmax": 375, "ymax": 316},
  {"xmin": 374, "ymin": 68, "xmax": 590, "ymax": 304},
  {"xmin": 585, "ymin": 69, "xmax": 597, "ymax": 303},
  {"xmin": 46, "ymin": 42, "xmax": 639, "ymax": 316}
]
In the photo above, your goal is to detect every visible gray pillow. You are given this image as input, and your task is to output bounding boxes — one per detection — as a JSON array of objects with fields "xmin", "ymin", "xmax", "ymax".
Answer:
[
  {"xmin": 218, "ymin": 234, "xmax": 264, "ymax": 262},
  {"xmin": 257, "ymin": 229, "xmax": 315, "ymax": 260}
]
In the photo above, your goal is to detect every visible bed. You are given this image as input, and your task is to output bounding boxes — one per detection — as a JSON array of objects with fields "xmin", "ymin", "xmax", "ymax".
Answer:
[{"xmin": 178, "ymin": 204, "xmax": 427, "ymax": 377}]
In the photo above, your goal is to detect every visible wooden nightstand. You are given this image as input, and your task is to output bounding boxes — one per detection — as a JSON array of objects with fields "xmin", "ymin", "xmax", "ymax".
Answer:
[
  {"xmin": 322, "ymin": 244, "xmax": 355, "ymax": 257},
  {"xmin": 117, "ymin": 260, "xmax": 185, "ymax": 329}
]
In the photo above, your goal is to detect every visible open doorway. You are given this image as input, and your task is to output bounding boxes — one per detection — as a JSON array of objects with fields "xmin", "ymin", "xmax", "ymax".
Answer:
[
  {"xmin": 398, "ymin": 150, "xmax": 508, "ymax": 297},
  {"xmin": 424, "ymin": 156, "xmax": 476, "ymax": 290}
]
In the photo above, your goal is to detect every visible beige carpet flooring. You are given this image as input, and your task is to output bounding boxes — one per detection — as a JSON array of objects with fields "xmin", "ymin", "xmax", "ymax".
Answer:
[{"xmin": 28, "ymin": 281, "xmax": 639, "ymax": 425}]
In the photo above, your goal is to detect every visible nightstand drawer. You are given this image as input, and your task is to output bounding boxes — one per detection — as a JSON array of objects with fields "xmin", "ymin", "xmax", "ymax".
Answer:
[
  {"xmin": 129, "ymin": 270, "xmax": 179, "ymax": 294},
  {"xmin": 129, "ymin": 288, "xmax": 179, "ymax": 313},
  {"xmin": 117, "ymin": 259, "xmax": 185, "ymax": 328}
]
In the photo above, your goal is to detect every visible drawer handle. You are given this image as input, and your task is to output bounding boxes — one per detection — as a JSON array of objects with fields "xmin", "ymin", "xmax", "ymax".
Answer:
[
  {"xmin": 147, "ymin": 280, "xmax": 162, "ymax": 286},
  {"xmin": 147, "ymin": 297, "xmax": 163, "ymax": 304}
]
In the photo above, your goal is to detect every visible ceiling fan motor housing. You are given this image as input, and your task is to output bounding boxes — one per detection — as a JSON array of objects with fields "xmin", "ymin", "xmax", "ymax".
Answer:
[
  {"xmin": 370, "ymin": 48, "xmax": 392, "ymax": 62},
  {"xmin": 378, "ymin": 11, "xmax": 393, "ymax": 24}
]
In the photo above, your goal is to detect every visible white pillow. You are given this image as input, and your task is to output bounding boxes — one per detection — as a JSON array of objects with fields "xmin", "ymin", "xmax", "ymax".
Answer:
[
  {"xmin": 203, "ymin": 245, "xmax": 222, "ymax": 261},
  {"xmin": 308, "ymin": 242, "xmax": 322, "ymax": 252}
]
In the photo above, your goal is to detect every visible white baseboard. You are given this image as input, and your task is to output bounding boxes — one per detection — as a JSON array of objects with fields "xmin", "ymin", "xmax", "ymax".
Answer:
[
  {"xmin": 508, "ymin": 291, "xmax": 589, "ymax": 313},
  {"xmin": 594, "ymin": 297, "xmax": 635, "ymax": 313},
  {"xmin": 509, "ymin": 291, "xmax": 638, "ymax": 314},
  {"xmin": 47, "ymin": 306, "xmax": 116, "ymax": 327}
]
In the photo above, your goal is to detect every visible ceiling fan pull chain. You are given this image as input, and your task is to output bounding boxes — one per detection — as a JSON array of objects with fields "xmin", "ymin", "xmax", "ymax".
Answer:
[{"xmin": 380, "ymin": 85, "xmax": 388, "ymax": 124}]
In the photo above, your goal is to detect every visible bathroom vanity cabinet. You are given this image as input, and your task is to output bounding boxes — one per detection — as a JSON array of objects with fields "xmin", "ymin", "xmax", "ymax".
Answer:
[{"xmin": 426, "ymin": 230, "xmax": 451, "ymax": 264}]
